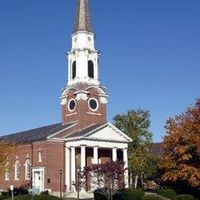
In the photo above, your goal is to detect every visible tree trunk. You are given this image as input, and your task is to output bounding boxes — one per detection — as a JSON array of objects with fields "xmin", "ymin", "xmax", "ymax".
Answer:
[{"xmin": 134, "ymin": 175, "xmax": 139, "ymax": 189}]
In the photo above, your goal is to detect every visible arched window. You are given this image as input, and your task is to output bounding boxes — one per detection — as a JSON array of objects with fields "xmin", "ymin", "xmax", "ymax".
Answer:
[
  {"xmin": 5, "ymin": 161, "xmax": 10, "ymax": 181},
  {"xmin": 25, "ymin": 158, "xmax": 31, "ymax": 180},
  {"xmin": 72, "ymin": 61, "xmax": 76, "ymax": 79},
  {"xmin": 88, "ymin": 60, "xmax": 94, "ymax": 78},
  {"xmin": 38, "ymin": 148, "xmax": 42, "ymax": 162},
  {"xmin": 14, "ymin": 159, "xmax": 20, "ymax": 180}
]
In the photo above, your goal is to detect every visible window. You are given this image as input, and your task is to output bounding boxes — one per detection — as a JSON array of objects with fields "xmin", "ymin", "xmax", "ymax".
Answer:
[
  {"xmin": 14, "ymin": 159, "xmax": 20, "ymax": 180},
  {"xmin": 72, "ymin": 61, "xmax": 76, "ymax": 79},
  {"xmin": 25, "ymin": 158, "xmax": 31, "ymax": 180},
  {"xmin": 5, "ymin": 161, "xmax": 10, "ymax": 181},
  {"xmin": 88, "ymin": 98, "xmax": 99, "ymax": 111},
  {"xmin": 38, "ymin": 149, "xmax": 42, "ymax": 162},
  {"xmin": 68, "ymin": 99, "xmax": 76, "ymax": 112},
  {"xmin": 88, "ymin": 60, "xmax": 94, "ymax": 78}
]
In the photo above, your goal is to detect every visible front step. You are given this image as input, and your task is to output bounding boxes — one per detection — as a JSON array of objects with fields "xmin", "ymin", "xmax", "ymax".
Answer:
[{"xmin": 65, "ymin": 191, "xmax": 94, "ymax": 199}]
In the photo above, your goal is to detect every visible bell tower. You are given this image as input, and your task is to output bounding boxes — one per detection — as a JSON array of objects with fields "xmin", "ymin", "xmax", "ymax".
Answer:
[{"xmin": 61, "ymin": 0, "xmax": 108, "ymax": 129}]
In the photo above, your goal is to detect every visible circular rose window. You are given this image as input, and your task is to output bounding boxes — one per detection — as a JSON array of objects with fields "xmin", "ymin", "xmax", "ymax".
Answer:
[
  {"xmin": 88, "ymin": 98, "xmax": 99, "ymax": 111},
  {"xmin": 68, "ymin": 99, "xmax": 76, "ymax": 112}
]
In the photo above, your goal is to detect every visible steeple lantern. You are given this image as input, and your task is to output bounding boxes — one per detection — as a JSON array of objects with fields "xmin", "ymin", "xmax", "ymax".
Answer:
[{"xmin": 67, "ymin": 0, "xmax": 99, "ymax": 86}]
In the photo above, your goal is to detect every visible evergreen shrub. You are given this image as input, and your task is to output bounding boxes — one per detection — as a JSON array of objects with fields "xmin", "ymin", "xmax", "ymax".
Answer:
[
  {"xmin": 122, "ymin": 188, "xmax": 145, "ymax": 200},
  {"xmin": 158, "ymin": 188, "xmax": 177, "ymax": 200},
  {"xmin": 175, "ymin": 194, "xmax": 195, "ymax": 200},
  {"xmin": 143, "ymin": 194, "xmax": 163, "ymax": 200}
]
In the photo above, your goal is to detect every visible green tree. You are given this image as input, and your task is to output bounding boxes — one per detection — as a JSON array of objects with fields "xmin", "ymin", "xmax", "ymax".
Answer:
[{"xmin": 113, "ymin": 109, "xmax": 153, "ymax": 188}]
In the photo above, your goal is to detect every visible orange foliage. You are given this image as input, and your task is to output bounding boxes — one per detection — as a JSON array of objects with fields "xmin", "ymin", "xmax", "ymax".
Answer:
[
  {"xmin": 160, "ymin": 99, "xmax": 200, "ymax": 188},
  {"xmin": 0, "ymin": 140, "xmax": 16, "ymax": 175}
]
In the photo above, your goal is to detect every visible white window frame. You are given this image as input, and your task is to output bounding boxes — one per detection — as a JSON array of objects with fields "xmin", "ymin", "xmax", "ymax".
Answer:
[
  {"xmin": 14, "ymin": 159, "xmax": 20, "ymax": 180},
  {"xmin": 24, "ymin": 158, "xmax": 31, "ymax": 180},
  {"xmin": 5, "ymin": 161, "xmax": 10, "ymax": 181}
]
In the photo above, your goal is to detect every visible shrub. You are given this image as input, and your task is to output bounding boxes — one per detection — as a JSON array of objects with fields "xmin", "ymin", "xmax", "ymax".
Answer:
[
  {"xmin": 15, "ymin": 194, "xmax": 32, "ymax": 200},
  {"xmin": 14, "ymin": 194, "xmax": 61, "ymax": 200},
  {"xmin": 175, "ymin": 194, "xmax": 195, "ymax": 200},
  {"xmin": 94, "ymin": 189, "xmax": 108, "ymax": 200},
  {"xmin": 158, "ymin": 188, "xmax": 177, "ymax": 200},
  {"xmin": 40, "ymin": 190, "xmax": 49, "ymax": 196},
  {"xmin": 122, "ymin": 188, "xmax": 145, "ymax": 200},
  {"xmin": 144, "ymin": 194, "xmax": 163, "ymax": 200}
]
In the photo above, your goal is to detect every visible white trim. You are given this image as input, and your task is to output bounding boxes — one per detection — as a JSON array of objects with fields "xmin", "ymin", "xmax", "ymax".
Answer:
[
  {"xmin": 88, "ymin": 98, "xmax": 99, "ymax": 111},
  {"xmin": 85, "ymin": 85, "xmax": 106, "ymax": 95},
  {"xmin": 68, "ymin": 99, "xmax": 76, "ymax": 112},
  {"xmin": 66, "ymin": 112, "xmax": 77, "ymax": 117},
  {"xmin": 84, "ymin": 122, "xmax": 132, "ymax": 142},
  {"xmin": 87, "ymin": 112, "xmax": 102, "ymax": 116},
  {"xmin": 32, "ymin": 167, "xmax": 45, "ymax": 192}
]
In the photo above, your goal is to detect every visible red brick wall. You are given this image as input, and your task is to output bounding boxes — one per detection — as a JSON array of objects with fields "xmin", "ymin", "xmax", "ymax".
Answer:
[
  {"xmin": 0, "ymin": 141, "xmax": 65, "ymax": 193},
  {"xmin": 62, "ymin": 83, "xmax": 107, "ymax": 130}
]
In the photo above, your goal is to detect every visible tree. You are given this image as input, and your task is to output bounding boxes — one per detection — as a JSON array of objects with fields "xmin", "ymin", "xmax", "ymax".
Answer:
[
  {"xmin": 160, "ymin": 99, "xmax": 200, "ymax": 188},
  {"xmin": 82, "ymin": 161, "xmax": 125, "ymax": 200},
  {"xmin": 113, "ymin": 109, "xmax": 153, "ymax": 188},
  {"xmin": 0, "ymin": 140, "xmax": 16, "ymax": 176}
]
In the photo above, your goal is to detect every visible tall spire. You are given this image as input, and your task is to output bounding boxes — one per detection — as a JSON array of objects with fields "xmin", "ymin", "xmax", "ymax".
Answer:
[{"xmin": 73, "ymin": 0, "xmax": 93, "ymax": 33}]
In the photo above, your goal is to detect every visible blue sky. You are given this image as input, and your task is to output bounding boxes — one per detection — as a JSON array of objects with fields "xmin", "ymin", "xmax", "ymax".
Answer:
[{"xmin": 0, "ymin": 0, "xmax": 199, "ymax": 142}]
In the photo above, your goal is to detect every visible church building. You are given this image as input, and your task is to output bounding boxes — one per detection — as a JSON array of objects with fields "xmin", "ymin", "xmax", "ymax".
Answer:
[{"xmin": 0, "ymin": 0, "xmax": 132, "ymax": 197}]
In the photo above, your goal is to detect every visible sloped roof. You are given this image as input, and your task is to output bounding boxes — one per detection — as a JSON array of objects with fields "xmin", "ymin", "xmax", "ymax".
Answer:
[
  {"xmin": 149, "ymin": 142, "xmax": 163, "ymax": 156},
  {"xmin": 64, "ymin": 123, "xmax": 133, "ymax": 143},
  {"xmin": 0, "ymin": 123, "xmax": 74, "ymax": 144},
  {"xmin": 64, "ymin": 123, "xmax": 104, "ymax": 139}
]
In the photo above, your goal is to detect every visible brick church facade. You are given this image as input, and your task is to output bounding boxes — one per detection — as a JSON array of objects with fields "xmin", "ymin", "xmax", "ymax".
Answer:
[{"xmin": 0, "ymin": 0, "xmax": 132, "ymax": 197}]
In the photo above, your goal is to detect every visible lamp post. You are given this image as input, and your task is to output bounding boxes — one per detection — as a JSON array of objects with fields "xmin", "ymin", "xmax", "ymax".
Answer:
[{"xmin": 59, "ymin": 169, "xmax": 63, "ymax": 199}]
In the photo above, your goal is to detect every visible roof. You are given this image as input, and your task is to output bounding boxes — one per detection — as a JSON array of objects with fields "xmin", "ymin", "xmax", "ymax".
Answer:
[
  {"xmin": 65, "ymin": 123, "xmax": 104, "ymax": 139},
  {"xmin": 64, "ymin": 122, "xmax": 133, "ymax": 143},
  {"xmin": 0, "ymin": 123, "xmax": 74, "ymax": 144},
  {"xmin": 73, "ymin": 0, "xmax": 93, "ymax": 33},
  {"xmin": 149, "ymin": 142, "xmax": 163, "ymax": 156}
]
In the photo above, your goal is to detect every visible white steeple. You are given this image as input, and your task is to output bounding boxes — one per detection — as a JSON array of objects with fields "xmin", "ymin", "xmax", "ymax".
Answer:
[{"xmin": 67, "ymin": 0, "xmax": 100, "ymax": 86}]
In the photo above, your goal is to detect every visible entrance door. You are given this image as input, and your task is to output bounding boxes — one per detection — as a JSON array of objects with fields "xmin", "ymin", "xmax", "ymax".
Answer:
[
  {"xmin": 34, "ymin": 171, "xmax": 41, "ymax": 190},
  {"xmin": 32, "ymin": 168, "xmax": 44, "ymax": 192}
]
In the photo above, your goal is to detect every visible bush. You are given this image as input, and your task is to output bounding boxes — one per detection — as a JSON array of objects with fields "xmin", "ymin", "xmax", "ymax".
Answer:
[
  {"xmin": 94, "ymin": 189, "xmax": 108, "ymax": 200},
  {"xmin": 122, "ymin": 188, "xmax": 145, "ymax": 200},
  {"xmin": 15, "ymin": 194, "xmax": 32, "ymax": 200},
  {"xmin": 14, "ymin": 194, "xmax": 61, "ymax": 200},
  {"xmin": 40, "ymin": 190, "xmax": 49, "ymax": 196},
  {"xmin": 144, "ymin": 194, "xmax": 163, "ymax": 200},
  {"xmin": 158, "ymin": 188, "xmax": 177, "ymax": 200},
  {"xmin": 175, "ymin": 194, "xmax": 195, "ymax": 200}
]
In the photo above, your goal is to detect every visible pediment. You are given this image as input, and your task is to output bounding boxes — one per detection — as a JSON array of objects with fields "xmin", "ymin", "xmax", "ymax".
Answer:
[{"xmin": 84, "ymin": 123, "xmax": 132, "ymax": 143}]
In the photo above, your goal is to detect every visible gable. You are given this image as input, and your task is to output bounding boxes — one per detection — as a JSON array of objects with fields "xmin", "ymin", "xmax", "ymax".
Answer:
[{"xmin": 86, "ymin": 123, "xmax": 132, "ymax": 142}]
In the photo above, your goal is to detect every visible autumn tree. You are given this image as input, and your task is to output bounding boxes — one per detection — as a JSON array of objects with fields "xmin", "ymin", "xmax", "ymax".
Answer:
[
  {"xmin": 0, "ymin": 140, "xmax": 16, "ymax": 176},
  {"xmin": 113, "ymin": 109, "xmax": 153, "ymax": 188},
  {"xmin": 82, "ymin": 161, "xmax": 125, "ymax": 200},
  {"xmin": 160, "ymin": 99, "xmax": 200, "ymax": 189}
]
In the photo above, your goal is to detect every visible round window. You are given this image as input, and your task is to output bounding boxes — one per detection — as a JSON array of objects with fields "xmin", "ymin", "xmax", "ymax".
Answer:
[
  {"xmin": 88, "ymin": 98, "xmax": 99, "ymax": 111},
  {"xmin": 68, "ymin": 99, "xmax": 76, "ymax": 112}
]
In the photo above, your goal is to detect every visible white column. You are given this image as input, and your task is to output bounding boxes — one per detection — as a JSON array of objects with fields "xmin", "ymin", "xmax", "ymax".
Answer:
[
  {"xmin": 65, "ymin": 147, "xmax": 70, "ymax": 192},
  {"xmin": 70, "ymin": 146, "xmax": 76, "ymax": 192},
  {"xmin": 112, "ymin": 147, "xmax": 117, "ymax": 161},
  {"xmin": 81, "ymin": 145, "xmax": 86, "ymax": 192},
  {"xmin": 81, "ymin": 145, "xmax": 86, "ymax": 170},
  {"xmin": 123, "ymin": 148, "xmax": 129, "ymax": 188},
  {"xmin": 93, "ymin": 146, "xmax": 98, "ymax": 164},
  {"xmin": 92, "ymin": 146, "xmax": 99, "ymax": 190}
]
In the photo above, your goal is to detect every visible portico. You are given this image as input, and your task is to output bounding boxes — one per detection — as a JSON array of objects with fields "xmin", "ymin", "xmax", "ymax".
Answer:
[{"xmin": 64, "ymin": 123, "xmax": 132, "ymax": 193}]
